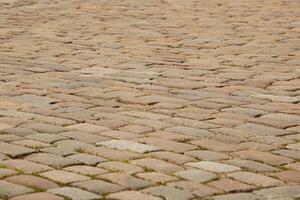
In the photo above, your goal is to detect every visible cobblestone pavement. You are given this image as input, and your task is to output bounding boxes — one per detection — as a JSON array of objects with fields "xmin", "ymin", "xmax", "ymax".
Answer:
[{"xmin": 0, "ymin": 0, "xmax": 299, "ymax": 199}]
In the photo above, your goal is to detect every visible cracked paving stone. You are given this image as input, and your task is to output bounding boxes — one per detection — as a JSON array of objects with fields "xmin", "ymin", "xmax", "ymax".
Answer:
[{"xmin": 98, "ymin": 139, "xmax": 160, "ymax": 153}]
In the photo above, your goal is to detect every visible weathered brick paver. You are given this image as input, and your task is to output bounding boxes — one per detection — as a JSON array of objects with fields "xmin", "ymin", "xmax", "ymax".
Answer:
[{"xmin": 0, "ymin": 0, "xmax": 299, "ymax": 199}]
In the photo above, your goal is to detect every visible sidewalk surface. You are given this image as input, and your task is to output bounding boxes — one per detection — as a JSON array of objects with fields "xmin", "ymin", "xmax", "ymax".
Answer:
[{"xmin": 0, "ymin": 0, "xmax": 299, "ymax": 199}]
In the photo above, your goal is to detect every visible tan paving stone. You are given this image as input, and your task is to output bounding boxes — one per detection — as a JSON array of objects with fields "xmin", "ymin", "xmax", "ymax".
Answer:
[
  {"xmin": 107, "ymin": 191, "xmax": 163, "ymax": 200},
  {"xmin": 131, "ymin": 158, "xmax": 183, "ymax": 173},
  {"xmin": 48, "ymin": 187, "xmax": 101, "ymax": 200},
  {"xmin": 0, "ymin": 180, "xmax": 33, "ymax": 199},
  {"xmin": 71, "ymin": 180, "xmax": 124, "ymax": 195},
  {"xmin": 99, "ymin": 172, "xmax": 152, "ymax": 189},
  {"xmin": 40, "ymin": 170, "xmax": 90, "ymax": 184},
  {"xmin": 4, "ymin": 175, "xmax": 59, "ymax": 190},
  {"xmin": 1, "ymin": 0, "xmax": 299, "ymax": 198},
  {"xmin": 9, "ymin": 193, "xmax": 64, "ymax": 200}
]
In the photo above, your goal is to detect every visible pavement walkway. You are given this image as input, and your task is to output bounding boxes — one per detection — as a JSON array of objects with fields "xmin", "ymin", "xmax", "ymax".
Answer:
[{"xmin": 0, "ymin": 0, "xmax": 299, "ymax": 199}]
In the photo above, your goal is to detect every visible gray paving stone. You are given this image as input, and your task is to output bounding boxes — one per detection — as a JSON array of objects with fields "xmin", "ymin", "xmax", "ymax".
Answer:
[
  {"xmin": 107, "ymin": 191, "xmax": 163, "ymax": 200},
  {"xmin": 25, "ymin": 153, "xmax": 79, "ymax": 168}
]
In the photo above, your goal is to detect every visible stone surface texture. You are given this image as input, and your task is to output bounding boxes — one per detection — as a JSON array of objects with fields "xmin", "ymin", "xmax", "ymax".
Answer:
[{"xmin": 0, "ymin": 0, "xmax": 299, "ymax": 199}]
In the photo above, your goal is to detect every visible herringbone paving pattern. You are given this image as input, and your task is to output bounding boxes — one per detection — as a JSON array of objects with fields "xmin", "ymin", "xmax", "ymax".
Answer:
[{"xmin": 0, "ymin": 0, "xmax": 299, "ymax": 199}]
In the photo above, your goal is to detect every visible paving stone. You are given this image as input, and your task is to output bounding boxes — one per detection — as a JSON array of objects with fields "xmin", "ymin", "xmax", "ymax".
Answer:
[
  {"xmin": 136, "ymin": 172, "xmax": 178, "ymax": 183},
  {"xmin": 25, "ymin": 153, "xmax": 79, "ymax": 168},
  {"xmin": 99, "ymin": 172, "xmax": 152, "ymax": 189},
  {"xmin": 11, "ymin": 139, "xmax": 51, "ymax": 148},
  {"xmin": 40, "ymin": 170, "xmax": 90, "ymax": 184},
  {"xmin": 235, "ymin": 123, "xmax": 291, "ymax": 136},
  {"xmin": 234, "ymin": 150, "xmax": 294, "ymax": 165},
  {"xmin": 175, "ymin": 169, "xmax": 217, "ymax": 183},
  {"xmin": 0, "ymin": 168, "xmax": 18, "ymax": 178},
  {"xmin": 142, "ymin": 186, "xmax": 194, "ymax": 200},
  {"xmin": 4, "ymin": 175, "xmax": 59, "ymax": 190},
  {"xmin": 0, "ymin": 142, "xmax": 36, "ymax": 158},
  {"xmin": 211, "ymin": 193, "xmax": 261, "ymax": 200},
  {"xmin": 63, "ymin": 165, "xmax": 107, "ymax": 176},
  {"xmin": 190, "ymin": 139, "xmax": 243, "ymax": 152},
  {"xmin": 19, "ymin": 122, "xmax": 66, "ymax": 134},
  {"xmin": 0, "ymin": 127, "xmax": 38, "ymax": 137},
  {"xmin": 284, "ymin": 162, "xmax": 300, "ymax": 171},
  {"xmin": 221, "ymin": 107, "xmax": 267, "ymax": 117},
  {"xmin": 97, "ymin": 161, "xmax": 143, "ymax": 174},
  {"xmin": 71, "ymin": 180, "xmax": 124, "ymax": 195},
  {"xmin": 60, "ymin": 131, "xmax": 109, "ymax": 144},
  {"xmin": 272, "ymin": 149, "xmax": 300, "ymax": 159},
  {"xmin": 228, "ymin": 171, "xmax": 284, "ymax": 187},
  {"xmin": 131, "ymin": 158, "xmax": 183, "ymax": 173},
  {"xmin": 26, "ymin": 133, "xmax": 66, "ymax": 143},
  {"xmin": 107, "ymin": 191, "xmax": 163, "ymax": 200},
  {"xmin": 0, "ymin": 159, "xmax": 53, "ymax": 173},
  {"xmin": 269, "ymin": 170, "xmax": 300, "ymax": 184},
  {"xmin": 207, "ymin": 178, "xmax": 255, "ymax": 192},
  {"xmin": 135, "ymin": 137, "xmax": 196, "ymax": 153},
  {"xmin": 0, "ymin": 180, "xmax": 33, "ymax": 198},
  {"xmin": 254, "ymin": 186, "xmax": 300, "ymax": 199},
  {"xmin": 185, "ymin": 150, "xmax": 228, "ymax": 161},
  {"xmin": 118, "ymin": 125, "xmax": 153, "ymax": 134},
  {"xmin": 186, "ymin": 161, "xmax": 241, "ymax": 173},
  {"xmin": 165, "ymin": 126, "xmax": 212, "ymax": 137},
  {"xmin": 286, "ymin": 143, "xmax": 300, "ymax": 151},
  {"xmin": 9, "ymin": 192, "xmax": 64, "ymax": 200},
  {"xmin": 223, "ymin": 159, "xmax": 279, "ymax": 172},
  {"xmin": 86, "ymin": 146, "xmax": 140, "ymax": 161},
  {"xmin": 148, "ymin": 151, "xmax": 196, "ymax": 165},
  {"xmin": 167, "ymin": 180, "xmax": 221, "ymax": 197},
  {"xmin": 99, "ymin": 130, "xmax": 140, "ymax": 140},
  {"xmin": 67, "ymin": 153, "xmax": 106, "ymax": 165},
  {"xmin": 48, "ymin": 187, "xmax": 101, "ymax": 200},
  {"xmin": 66, "ymin": 123, "xmax": 110, "ymax": 133},
  {"xmin": 98, "ymin": 139, "xmax": 160, "ymax": 153}
]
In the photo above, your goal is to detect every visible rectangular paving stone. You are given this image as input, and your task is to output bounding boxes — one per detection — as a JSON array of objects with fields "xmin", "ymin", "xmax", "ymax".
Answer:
[
  {"xmin": 99, "ymin": 172, "xmax": 152, "ymax": 189},
  {"xmin": 71, "ymin": 180, "xmax": 124, "ymax": 195},
  {"xmin": 0, "ymin": 159, "xmax": 53, "ymax": 174},
  {"xmin": 186, "ymin": 161, "xmax": 241, "ymax": 173},
  {"xmin": 207, "ymin": 178, "xmax": 255, "ymax": 192},
  {"xmin": 142, "ymin": 185, "xmax": 193, "ymax": 200},
  {"xmin": 0, "ymin": 142, "xmax": 36, "ymax": 158},
  {"xmin": 9, "ymin": 193, "xmax": 64, "ymax": 200},
  {"xmin": 131, "ymin": 158, "xmax": 183, "ymax": 173},
  {"xmin": 175, "ymin": 169, "xmax": 217, "ymax": 183},
  {"xmin": 40, "ymin": 170, "xmax": 90, "ymax": 184},
  {"xmin": 98, "ymin": 139, "xmax": 160, "ymax": 153},
  {"xmin": 48, "ymin": 187, "xmax": 101, "ymax": 200},
  {"xmin": 0, "ymin": 180, "xmax": 33, "ymax": 198},
  {"xmin": 107, "ymin": 191, "xmax": 163, "ymax": 200},
  {"xmin": 228, "ymin": 171, "xmax": 284, "ymax": 187}
]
